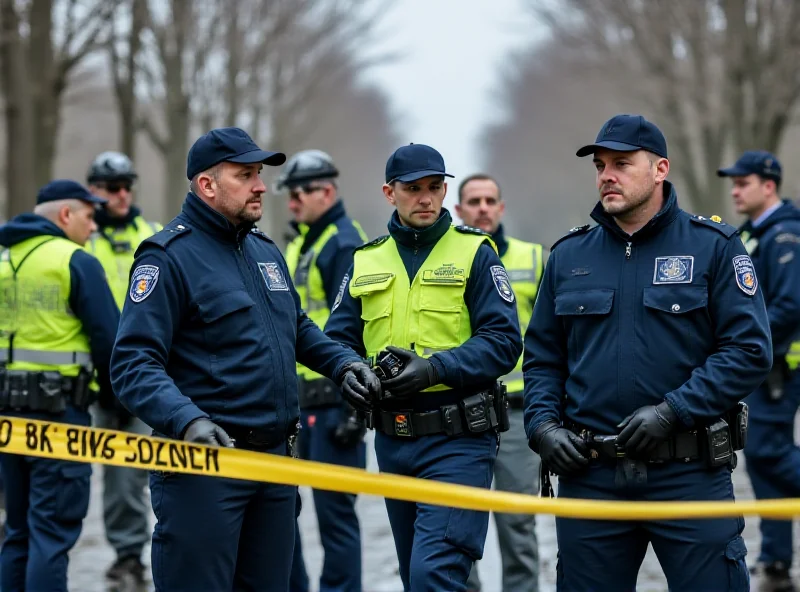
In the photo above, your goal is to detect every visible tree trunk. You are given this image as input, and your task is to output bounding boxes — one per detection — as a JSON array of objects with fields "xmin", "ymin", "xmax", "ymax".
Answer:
[
  {"xmin": 119, "ymin": 0, "xmax": 145, "ymax": 159},
  {"xmin": 0, "ymin": 0, "xmax": 36, "ymax": 218}
]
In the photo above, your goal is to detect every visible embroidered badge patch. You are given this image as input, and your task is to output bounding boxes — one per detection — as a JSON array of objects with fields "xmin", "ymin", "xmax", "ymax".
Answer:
[
  {"xmin": 332, "ymin": 273, "xmax": 349, "ymax": 312},
  {"xmin": 653, "ymin": 256, "xmax": 694, "ymax": 284},
  {"xmin": 733, "ymin": 254, "xmax": 758, "ymax": 295},
  {"xmin": 129, "ymin": 265, "xmax": 160, "ymax": 303},
  {"xmin": 490, "ymin": 265, "xmax": 515, "ymax": 303},
  {"xmin": 258, "ymin": 262, "xmax": 289, "ymax": 291}
]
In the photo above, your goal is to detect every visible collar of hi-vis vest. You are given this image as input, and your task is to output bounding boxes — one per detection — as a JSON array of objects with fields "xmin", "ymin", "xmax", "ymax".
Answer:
[
  {"xmin": 590, "ymin": 181, "xmax": 680, "ymax": 243},
  {"xmin": 491, "ymin": 223, "xmax": 509, "ymax": 258},
  {"xmin": 297, "ymin": 199, "xmax": 347, "ymax": 253},
  {"xmin": 182, "ymin": 191, "xmax": 253, "ymax": 243},
  {"xmin": 388, "ymin": 208, "xmax": 451, "ymax": 248}
]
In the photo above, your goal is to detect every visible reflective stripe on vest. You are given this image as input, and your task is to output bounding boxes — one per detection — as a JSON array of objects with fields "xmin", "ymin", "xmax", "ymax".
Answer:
[
  {"xmin": 0, "ymin": 235, "xmax": 92, "ymax": 377},
  {"xmin": 85, "ymin": 215, "xmax": 162, "ymax": 310},
  {"xmin": 500, "ymin": 237, "xmax": 544, "ymax": 394},
  {"xmin": 350, "ymin": 226, "xmax": 490, "ymax": 392},
  {"xmin": 286, "ymin": 219, "xmax": 367, "ymax": 380}
]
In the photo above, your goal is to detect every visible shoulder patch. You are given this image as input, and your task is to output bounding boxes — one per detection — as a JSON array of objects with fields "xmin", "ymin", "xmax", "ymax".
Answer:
[
  {"xmin": 551, "ymin": 224, "xmax": 592, "ymax": 251},
  {"xmin": 136, "ymin": 224, "xmax": 192, "ymax": 256},
  {"xmin": 355, "ymin": 235, "xmax": 390, "ymax": 252},
  {"xmin": 690, "ymin": 214, "xmax": 737, "ymax": 238},
  {"xmin": 454, "ymin": 225, "xmax": 490, "ymax": 236},
  {"xmin": 732, "ymin": 254, "xmax": 758, "ymax": 295},
  {"xmin": 129, "ymin": 265, "xmax": 160, "ymax": 303},
  {"xmin": 490, "ymin": 265, "xmax": 515, "ymax": 303}
]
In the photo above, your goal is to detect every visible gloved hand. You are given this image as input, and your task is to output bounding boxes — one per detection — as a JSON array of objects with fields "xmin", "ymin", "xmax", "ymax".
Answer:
[
  {"xmin": 182, "ymin": 418, "xmax": 234, "ymax": 447},
  {"xmin": 379, "ymin": 346, "xmax": 439, "ymax": 398},
  {"xmin": 333, "ymin": 408, "xmax": 367, "ymax": 447},
  {"xmin": 338, "ymin": 361, "xmax": 382, "ymax": 413},
  {"xmin": 616, "ymin": 401, "xmax": 678, "ymax": 455},
  {"xmin": 532, "ymin": 420, "xmax": 589, "ymax": 476}
]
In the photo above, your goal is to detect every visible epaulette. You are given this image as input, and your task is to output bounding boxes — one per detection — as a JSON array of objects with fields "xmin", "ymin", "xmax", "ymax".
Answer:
[
  {"xmin": 355, "ymin": 235, "xmax": 390, "ymax": 251},
  {"xmin": 249, "ymin": 226, "xmax": 275, "ymax": 244},
  {"xmin": 551, "ymin": 224, "xmax": 593, "ymax": 250},
  {"xmin": 454, "ymin": 224, "xmax": 490, "ymax": 237},
  {"xmin": 135, "ymin": 223, "xmax": 191, "ymax": 256},
  {"xmin": 690, "ymin": 214, "xmax": 737, "ymax": 238}
]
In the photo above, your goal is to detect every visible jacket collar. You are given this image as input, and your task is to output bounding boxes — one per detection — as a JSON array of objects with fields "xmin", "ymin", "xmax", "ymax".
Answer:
[
  {"xmin": 294, "ymin": 200, "xmax": 348, "ymax": 252},
  {"xmin": 590, "ymin": 181, "xmax": 680, "ymax": 242},
  {"xmin": 182, "ymin": 192, "xmax": 252, "ymax": 243},
  {"xmin": 389, "ymin": 208, "xmax": 452, "ymax": 249},
  {"xmin": 491, "ymin": 223, "xmax": 509, "ymax": 258}
]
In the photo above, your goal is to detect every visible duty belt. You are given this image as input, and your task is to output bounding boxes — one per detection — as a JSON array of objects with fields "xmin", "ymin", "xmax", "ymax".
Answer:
[
  {"xmin": 0, "ymin": 368, "xmax": 94, "ymax": 413},
  {"xmin": 507, "ymin": 393, "xmax": 524, "ymax": 410},
  {"xmin": 297, "ymin": 377, "xmax": 341, "ymax": 409},
  {"xmin": 219, "ymin": 421, "xmax": 300, "ymax": 454},
  {"xmin": 576, "ymin": 428, "xmax": 703, "ymax": 462}
]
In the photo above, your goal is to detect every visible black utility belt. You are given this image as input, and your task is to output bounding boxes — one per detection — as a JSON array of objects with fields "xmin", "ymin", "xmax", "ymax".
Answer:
[
  {"xmin": 0, "ymin": 368, "xmax": 94, "ymax": 413},
  {"xmin": 507, "ymin": 393, "xmax": 524, "ymax": 410},
  {"xmin": 568, "ymin": 403, "xmax": 749, "ymax": 469},
  {"xmin": 297, "ymin": 377, "xmax": 341, "ymax": 410},
  {"xmin": 219, "ymin": 421, "xmax": 300, "ymax": 454},
  {"xmin": 371, "ymin": 384, "xmax": 510, "ymax": 438}
]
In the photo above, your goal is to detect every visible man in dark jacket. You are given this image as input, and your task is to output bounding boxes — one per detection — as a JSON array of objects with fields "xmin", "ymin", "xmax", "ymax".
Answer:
[
  {"xmin": 524, "ymin": 115, "xmax": 772, "ymax": 591},
  {"xmin": 719, "ymin": 151, "xmax": 800, "ymax": 592}
]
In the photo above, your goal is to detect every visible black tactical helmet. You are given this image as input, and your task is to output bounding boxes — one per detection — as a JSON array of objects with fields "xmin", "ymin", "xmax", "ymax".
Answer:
[
  {"xmin": 274, "ymin": 149, "xmax": 339, "ymax": 191},
  {"xmin": 87, "ymin": 151, "xmax": 138, "ymax": 184}
]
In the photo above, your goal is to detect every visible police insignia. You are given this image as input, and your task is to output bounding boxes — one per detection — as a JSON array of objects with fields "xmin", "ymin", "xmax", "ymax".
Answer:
[
  {"xmin": 332, "ymin": 273, "xmax": 348, "ymax": 312},
  {"xmin": 490, "ymin": 265, "xmax": 515, "ymax": 303},
  {"xmin": 653, "ymin": 256, "xmax": 693, "ymax": 284},
  {"xmin": 733, "ymin": 254, "xmax": 758, "ymax": 295},
  {"xmin": 129, "ymin": 265, "xmax": 160, "ymax": 303},
  {"xmin": 258, "ymin": 262, "xmax": 289, "ymax": 291}
]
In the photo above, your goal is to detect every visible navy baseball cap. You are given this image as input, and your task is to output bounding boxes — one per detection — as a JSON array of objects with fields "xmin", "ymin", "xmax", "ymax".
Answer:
[
  {"xmin": 37, "ymin": 179, "xmax": 107, "ymax": 205},
  {"xmin": 717, "ymin": 150, "xmax": 782, "ymax": 182},
  {"xmin": 385, "ymin": 143, "xmax": 455, "ymax": 184},
  {"xmin": 576, "ymin": 114, "xmax": 668, "ymax": 159},
  {"xmin": 187, "ymin": 127, "xmax": 286, "ymax": 180}
]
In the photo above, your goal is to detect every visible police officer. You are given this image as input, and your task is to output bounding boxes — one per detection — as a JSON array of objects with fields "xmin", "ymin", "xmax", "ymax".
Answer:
[
  {"xmin": 110, "ymin": 127, "xmax": 381, "ymax": 592},
  {"xmin": 524, "ymin": 114, "xmax": 772, "ymax": 590},
  {"xmin": 718, "ymin": 151, "xmax": 800, "ymax": 591},
  {"xmin": 275, "ymin": 150, "xmax": 369, "ymax": 592},
  {"xmin": 0, "ymin": 180, "xmax": 119, "ymax": 592},
  {"xmin": 84, "ymin": 150, "xmax": 161, "ymax": 585},
  {"xmin": 456, "ymin": 173, "xmax": 543, "ymax": 592},
  {"xmin": 326, "ymin": 144, "xmax": 522, "ymax": 591}
]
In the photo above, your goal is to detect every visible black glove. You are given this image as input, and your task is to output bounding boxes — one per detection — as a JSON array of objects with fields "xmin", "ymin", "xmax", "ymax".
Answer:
[
  {"xmin": 339, "ymin": 361, "xmax": 382, "ymax": 413},
  {"xmin": 182, "ymin": 418, "xmax": 234, "ymax": 447},
  {"xmin": 333, "ymin": 408, "xmax": 366, "ymax": 447},
  {"xmin": 532, "ymin": 420, "xmax": 589, "ymax": 476},
  {"xmin": 616, "ymin": 401, "xmax": 678, "ymax": 455},
  {"xmin": 379, "ymin": 346, "xmax": 439, "ymax": 398}
]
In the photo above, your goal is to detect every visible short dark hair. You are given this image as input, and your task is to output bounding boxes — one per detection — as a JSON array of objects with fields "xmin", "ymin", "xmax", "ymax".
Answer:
[
  {"xmin": 759, "ymin": 175, "xmax": 782, "ymax": 192},
  {"xmin": 457, "ymin": 174, "xmax": 501, "ymax": 203}
]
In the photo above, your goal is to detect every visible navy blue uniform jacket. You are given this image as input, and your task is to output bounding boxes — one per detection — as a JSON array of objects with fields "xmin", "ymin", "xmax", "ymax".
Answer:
[
  {"xmin": 325, "ymin": 209, "xmax": 522, "ymax": 411},
  {"xmin": 110, "ymin": 193, "xmax": 362, "ymax": 440},
  {"xmin": 523, "ymin": 183, "xmax": 772, "ymax": 437},
  {"xmin": 0, "ymin": 214, "xmax": 120, "ymax": 404}
]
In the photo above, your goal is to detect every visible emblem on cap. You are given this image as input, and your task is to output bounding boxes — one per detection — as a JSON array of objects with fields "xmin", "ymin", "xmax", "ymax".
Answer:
[{"xmin": 732, "ymin": 255, "xmax": 758, "ymax": 295}]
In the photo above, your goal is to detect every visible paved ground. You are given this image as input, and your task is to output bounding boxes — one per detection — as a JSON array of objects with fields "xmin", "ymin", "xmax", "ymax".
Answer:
[{"xmin": 65, "ymin": 432, "xmax": 794, "ymax": 591}]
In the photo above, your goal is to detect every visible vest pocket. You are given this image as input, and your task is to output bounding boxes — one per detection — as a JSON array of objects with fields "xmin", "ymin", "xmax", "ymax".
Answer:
[
  {"xmin": 417, "ymin": 284, "xmax": 464, "ymax": 351},
  {"xmin": 356, "ymin": 279, "xmax": 394, "ymax": 354}
]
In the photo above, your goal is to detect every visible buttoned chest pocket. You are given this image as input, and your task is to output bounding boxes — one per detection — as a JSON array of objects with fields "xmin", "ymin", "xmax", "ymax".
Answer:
[
  {"xmin": 354, "ymin": 275, "xmax": 395, "ymax": 355},
  {"xmin": 555, "ymin": 289, "xmax": 614, "ymax": 355},
  {"xmin": 417, "ymin": 279, "xmax": 466, "ymax": 353},
  {"xmin": 196, "ymin": 290, "xmax": 256, "ymax": 350},
  {"xmin": 642, "ymin": 286, "xmax": 709, "ymax": 348}
]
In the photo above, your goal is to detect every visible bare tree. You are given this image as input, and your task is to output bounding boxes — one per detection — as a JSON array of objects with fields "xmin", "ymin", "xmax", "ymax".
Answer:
[
  {"xmin": 0, "ymin": 0, "xmax": 116, "ymax": 218},
  {"xmin": 535, "ymin": 0, "xmax": 800, "ymax": 215}
]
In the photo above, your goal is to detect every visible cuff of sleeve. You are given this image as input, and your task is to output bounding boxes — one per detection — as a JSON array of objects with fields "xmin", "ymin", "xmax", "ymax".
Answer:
[
  {"xmin": 333, "ymin": 356, "xmax": 362, "ymax": 383},
  {"xmin": 664, "ymin": 394, "xmax": 692, "ymax": 428},
  {"xmin": 171, "ymin": 404, "xmax": 210, "ymax": 440},
  {"xmin": 428, "ymin": 354, "xmax": 451, "ymax": 386}
]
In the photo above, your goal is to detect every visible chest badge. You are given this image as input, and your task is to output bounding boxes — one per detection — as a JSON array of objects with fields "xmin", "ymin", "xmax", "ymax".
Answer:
[
  {"xmin": 258, "ymin": 262, "xmax": 289, "ymax": 291},
  {"xmin": 653, "ymin": 256, "xmax": 694, "ymax": 284},
  {"xmin": 733, "ymin": 255, "xmax": 758, "ymax": 295},
  {"xmin": 129, "ymin": 265, "xmax": 160, "ymax": 303}
]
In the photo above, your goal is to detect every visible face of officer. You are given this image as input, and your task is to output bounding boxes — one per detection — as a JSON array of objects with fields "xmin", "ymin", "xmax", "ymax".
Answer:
[
  {"xmin": 593, "ymin": 148, "xmax": 669, "ymax": 229},
  {"xmin": 51, "ymin": 200, "xmax": 98, "ymax": 246},
  {"xmin": 729, "ymin": 174, "xmax": 779, "ymax": 217},
  {"xmin": 90, "ymin": 180, "xmax": 133, "ymax": 219},
  {"xmin": 195, "ymin": 162, "xmax": 267, "ymax": 225},
  {"xmin": 287, "ymin": 181, "xmax": 336, "ymax": 225},
  {"xmin": 383, "ymin": 175, "xmax": 446, "ymax": 229},
  {"xmin": 455, "ymin": 178, "xmax": 504, "ymax": 234}
]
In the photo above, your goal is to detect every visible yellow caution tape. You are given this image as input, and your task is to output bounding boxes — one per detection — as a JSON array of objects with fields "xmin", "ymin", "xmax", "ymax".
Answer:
[{"xmin": 3, "ymin": 415, "xmax": 800, "ymax": 520}]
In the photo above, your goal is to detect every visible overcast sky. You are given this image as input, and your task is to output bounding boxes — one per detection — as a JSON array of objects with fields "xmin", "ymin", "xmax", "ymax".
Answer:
[{"xmin": 363, "ymin": 0, "xmax": 546, "ymax": 215}]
